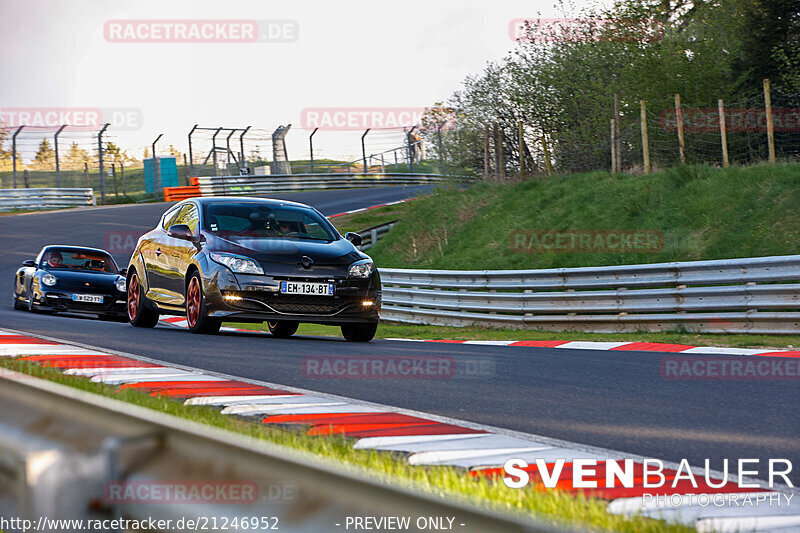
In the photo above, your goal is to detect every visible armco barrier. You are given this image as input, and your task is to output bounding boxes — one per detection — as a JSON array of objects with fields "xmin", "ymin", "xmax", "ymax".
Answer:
[
  {"xmin": 163, "ymin": 185, "xmax": 201, "ymax": 202},
  {"xmin": 380, "ymin": 255, "xmax": 800, "ymax": 333},
  {"xmin": 196, "ymin": 173, "xmax": 475, "ymax": 196},
  {"xmin": 0, "ymin": 188, "xmax": 95, "ymax": 211},
  {"xmin": 0, "ymin": 368, "xmax": 560, "ymax": 533},
  {"xmin": 357, "ymin": 220, "xmax": 398, "ymax": 251}
]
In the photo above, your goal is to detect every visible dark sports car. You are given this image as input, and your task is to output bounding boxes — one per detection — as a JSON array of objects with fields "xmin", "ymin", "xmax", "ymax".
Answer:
[
  {"xmin": 13, "ymin": 245, "xmax": 128, "ymax": 320},
  {"xmin": 127, "ymin": 197, "xmax": 381, "ymax": 341}
]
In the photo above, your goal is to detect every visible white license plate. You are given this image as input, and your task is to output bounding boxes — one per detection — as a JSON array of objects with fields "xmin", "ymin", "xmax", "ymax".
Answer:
[
  {"xmin": 72, "ymin": 294, "xmax": 103, "ymax": 304},
  {"xmin": 279, "ymin": 281, "xmax": 334, "ymax": 296}
]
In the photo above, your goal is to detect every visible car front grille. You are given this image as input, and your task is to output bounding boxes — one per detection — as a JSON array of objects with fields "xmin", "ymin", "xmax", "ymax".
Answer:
[
  {"xmin": 269, "ymin": 302, "xmax": 339, "ymax": 314},
  {"xmin": 236, "ymin": 292, "xmax": 353, "ymax": 316}
]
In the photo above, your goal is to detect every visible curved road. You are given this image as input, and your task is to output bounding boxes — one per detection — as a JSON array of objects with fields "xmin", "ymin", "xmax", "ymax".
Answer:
[{"xmin": 2, "ymin": 186, "xmax": 798, "ymax": 485}]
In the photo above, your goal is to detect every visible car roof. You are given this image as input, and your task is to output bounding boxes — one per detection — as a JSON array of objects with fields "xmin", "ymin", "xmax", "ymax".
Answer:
[{"xmin": 189, "ymin": 197, "xmax": 311, "ymax": 209}]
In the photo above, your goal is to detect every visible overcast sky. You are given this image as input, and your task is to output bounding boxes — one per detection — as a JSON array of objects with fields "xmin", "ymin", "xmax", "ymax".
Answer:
[{"xmin": 0, "ymin": 0, "xmax": 601, "ymax": 162}]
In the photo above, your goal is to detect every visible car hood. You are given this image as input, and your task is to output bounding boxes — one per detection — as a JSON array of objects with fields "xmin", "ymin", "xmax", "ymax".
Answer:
[
  {"xmin": 43, "ymin": 269, "xmax": 122, "ymax": 291},
  {"xmin": 205, "ymin": 234, "xmax": 363, "ymax": 266}
]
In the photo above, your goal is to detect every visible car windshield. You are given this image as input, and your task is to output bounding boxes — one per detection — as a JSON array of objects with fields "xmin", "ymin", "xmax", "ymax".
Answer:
[
  {"xmin": 40, "ymin": 249, "xmax": 117, "ymax": 273},
  {"xmin": 203, "ymin": 202, "xmax": 339, "ymax": 242}
]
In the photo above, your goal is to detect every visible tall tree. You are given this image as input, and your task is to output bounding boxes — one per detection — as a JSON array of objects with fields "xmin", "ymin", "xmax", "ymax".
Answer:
[
  {"xmin": 30, "ymin": 138, "xmax": 55, "ymax": 170},
  {"xmin": 63, "ymin": 142, "xmax": 91, "ymax": 170}
]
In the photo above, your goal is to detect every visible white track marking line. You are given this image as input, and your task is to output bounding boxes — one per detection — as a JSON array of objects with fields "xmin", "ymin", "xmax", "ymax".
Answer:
[
  {"xmin": 354, "ymin": 434, "xmax": 488, "ymax": 449},
  {"xmin": 184, "ymin": 394, "xmax": 298, "ymax": 406}
]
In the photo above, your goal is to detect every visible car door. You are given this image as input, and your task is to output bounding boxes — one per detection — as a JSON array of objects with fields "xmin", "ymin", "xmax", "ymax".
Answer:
[
  {"xmin": 144, "ymin": 205, "xmax": 182, "ymax": 303},
  {"xmin": 161, "ymin": 202, "xmax": 200, "ymax": 305}
]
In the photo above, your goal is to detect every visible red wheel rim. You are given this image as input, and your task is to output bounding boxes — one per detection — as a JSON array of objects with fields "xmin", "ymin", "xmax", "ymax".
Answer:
[
  {"xmin": 127, "ymin": 274, "xmax": 139, "ymax": 320},
  {"xmin": 187, "ymin": 277, "xmax": 201, "ymax": 327}
]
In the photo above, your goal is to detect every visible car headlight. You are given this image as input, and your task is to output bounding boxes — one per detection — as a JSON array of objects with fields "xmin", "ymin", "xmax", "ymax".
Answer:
[
  {"xmin": 41, "ymin": 273, "xmax": 57, "ymax": 287},
  {"xmin": 115, "ymin": 278, "xmax": 126, "ymax": 292},
  {"xmin": 348, "ymin": 259, "xmax": 374, "ymax": 278},
  {"xmin": 210, "ymin": 252, "xmax": 264, "ymax": 275}
]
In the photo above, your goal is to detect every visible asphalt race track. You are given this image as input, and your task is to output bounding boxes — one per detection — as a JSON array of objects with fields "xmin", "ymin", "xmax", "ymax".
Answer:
[{"xmin": 1, "ymin": 185, "xmax": 798, "ymax": 485}]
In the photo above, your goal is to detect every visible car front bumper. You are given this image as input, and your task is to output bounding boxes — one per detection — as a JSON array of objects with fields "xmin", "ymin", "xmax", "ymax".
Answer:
[
  {"xmin": 35, "ymin": 291, "xmax": 128, "ymax": 316},
  {"xmin": 205, "ymin": 271, "xmax": 381, "ymax": 324}
]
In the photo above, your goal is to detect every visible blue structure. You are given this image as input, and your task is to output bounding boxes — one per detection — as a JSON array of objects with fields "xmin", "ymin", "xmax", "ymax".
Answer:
[{"xmin": 144, "ymin": 156, "xmax": 179, "ymax": 193}]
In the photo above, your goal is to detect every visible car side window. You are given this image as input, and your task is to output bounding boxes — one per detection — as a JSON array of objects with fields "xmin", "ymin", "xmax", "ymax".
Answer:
[
  {"xmin": 161, "ymin": 206, "xmax": 182, "ymax": 230},
  {"xmin": 172, "ymin": 204, "xmax": 199, "ymax": 233}
]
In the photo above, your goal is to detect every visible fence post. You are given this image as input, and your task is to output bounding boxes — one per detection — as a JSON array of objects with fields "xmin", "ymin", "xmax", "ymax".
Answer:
[
  {"xmin": 152, "ymin": 133, "xmax": 163, "ymax": 200},
  {"xmin": 763, "ymin": 78, "xmax": 776, "ymax": 163},
  {"xmin": 610, "ymin": 119, "xmax": 617, "ymax": 173},
  {"xmin": 97, "ymin": 123, "xmax": 110, "ymax": 205},
  {"xmin": 541, "ymin": 135, "xmax": 552, "ymax": 176},
  {"xmin": 238, "ymin": 126, "xmax": 251, "ymax": 174},
  {"xmin": 406, "ymin": 126, "xmax": 416, "ymax": 173},
  {"xmin": 11, "ymin": 125, "xmax": 23, "ymax": 188},
  {"xmin": 309, "ymin": 127, "xmax": 318, "ymax": 173},
  {"xmin": 84, "ymin": 162, "xmax": 89, "ymax": 188},
  {"xmin": 54, "ymin": 125, "xmax": 66, "ymax": 188},
  {"xmin": 494, "ymin": 122, "xmax": 505, "ymax": 180},
  {"xmin": 436, "ymin": 124, "xmax": 444, "ymax": 172},
  {"xmin": 518, "ymin": 121, "xmax": 525, "ymax": 179},
  {"xmin": 718, "ymin": 99, "xmax": 730, "ymax": 168},
  {"xmin": 112, "ymin": 163, "xmax": 119, "ymax": 197},
  {"xmin": 183, "ymin": 154, "xmax": 189, "ymax": 185},
  {"xmin": 121, "ymin": 162, "xmax": 126, "ymax": 196},
  {"xmin": 187, "ymin": 124, "xmax": 198, "ymax": 176},
  {"xmin": 23, "ymin": 169, "xmax": 30, "ymax": 188},
  {"xmin": 640, "ymin": 100, "xmax": 650, "ymax": 173},
  {"xmin": 674, "ymin": 94, "xmax": 685, "ymax": 164},
  {"xmin": 361, "ymin": 128, "xmax": 370, "ymax": 173},
  {"xmin": 613, "ymin": 93, "xmax": 622, "ymax": 171},
  {"xmin": 483, "ymin": 124, "xmax": 490, "ymax": 179}
]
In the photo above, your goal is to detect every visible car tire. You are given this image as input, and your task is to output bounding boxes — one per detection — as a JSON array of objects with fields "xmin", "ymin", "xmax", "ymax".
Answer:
[
  {"xmin": 186, "ymin": 272, "xmax": 220, "ymax": 335},
  {"xmin": 26, "ymin": 284, "xmax": 37, "ymax": 313},
  {"xmin": 341, "ymin": 323, "xmax": 377, "ymax": 342},
  {"xmin": 13, "ymin": 295, "xmax": 25, "ymax": 311},
  {"xmin": 128, "ymin": 270, "xmax": 159, "ymax": 328},
  {"xmin": 267, "ymin": 320, "xmax": 299, "ymax": 338}
]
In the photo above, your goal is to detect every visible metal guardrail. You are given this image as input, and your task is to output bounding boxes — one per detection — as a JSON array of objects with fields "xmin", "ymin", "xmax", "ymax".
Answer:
[
  {"xmin": 196, "ymin": 173, "xmax": 476, "ymax": 197},
  {"xmin": 0, "ymin": 369, "xmax": 559, "ymax": 533},
  {"xmin": 0, "ymin": 188, "xmax": 96, "ymax": 212},
  {"xmin": 356, "ymin": 220, "xmax": 398, "ymax": 251},
  {"xmin": 380, "ymin": 255, "xmax": 800, "ymax": 334}
]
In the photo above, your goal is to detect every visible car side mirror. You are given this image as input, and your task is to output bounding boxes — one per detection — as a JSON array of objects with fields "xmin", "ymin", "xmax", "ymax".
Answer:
[
  {"xmin": 22, "ymin": 259, "xmax": 36, "ymax": 267},
  {"xmin": 345, "ymin": 232, "xmax": 363, "ymax": 246},
  {"xmin": 119, "ymin": 268, "xmax": 127, "ymax": 277},
  {"xmin": 168, "ymin": 224, "xmax": 196, "ymax": 242}
]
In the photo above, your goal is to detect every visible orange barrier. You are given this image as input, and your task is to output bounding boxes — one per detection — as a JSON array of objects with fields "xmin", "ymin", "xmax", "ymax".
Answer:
[{"xmin": 163, "ymin": 186, "xmax": 201, "ymax": 202}]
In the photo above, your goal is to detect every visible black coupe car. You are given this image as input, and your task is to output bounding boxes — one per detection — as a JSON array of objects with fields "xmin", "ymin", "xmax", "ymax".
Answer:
[
  {"xmin": 127, "ymin": 197, "xmax": 381, "ymax": 341},
  {"xmin": 13, "ymin": 245, "xmax": 128, "ymax": 320}
]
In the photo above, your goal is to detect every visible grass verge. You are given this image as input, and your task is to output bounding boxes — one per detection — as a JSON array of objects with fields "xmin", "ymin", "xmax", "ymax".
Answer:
[
  {"xmin": 225, "ymin": 322, "xmax": 800, "ymax": 351},
  {"xmin": 328, "ymin": 201, "xmax": 411, "ymax": 234},
  {"xmin": 367, "ymin": 163, "xmax": 800, "ymax": 270},
  {"xmin": 0, "ymin": 356, "xmax": 693, "ymax": 532}
]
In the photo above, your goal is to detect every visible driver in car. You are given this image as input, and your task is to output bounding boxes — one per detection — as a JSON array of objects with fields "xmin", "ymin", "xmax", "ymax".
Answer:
[{"xmin": 46, "ymin": 251, "xmax": 63, "ymax": 268}]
